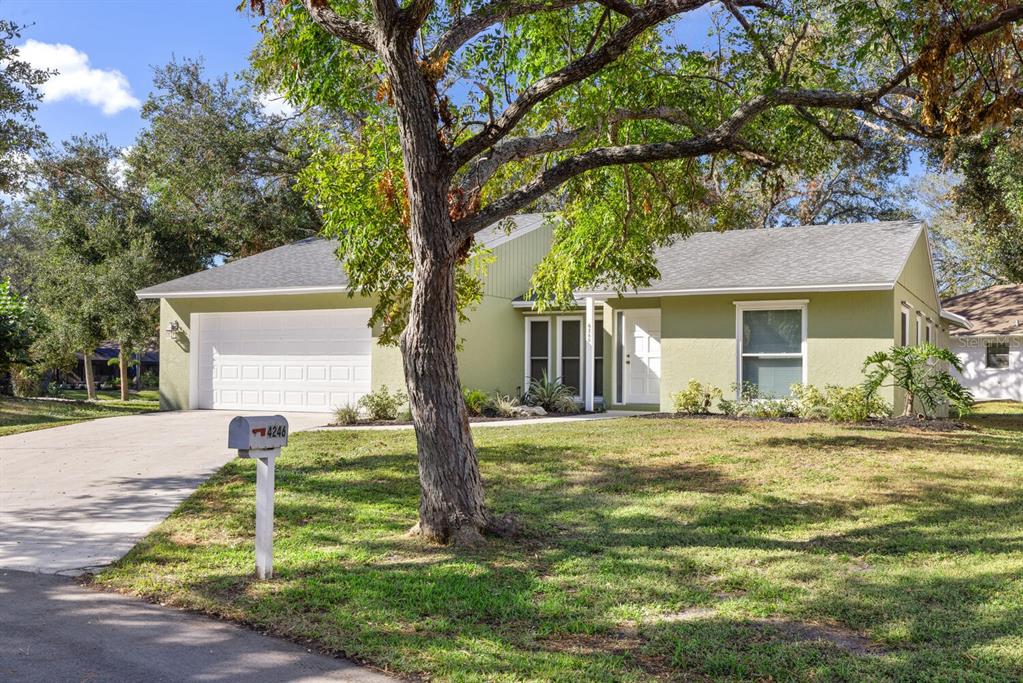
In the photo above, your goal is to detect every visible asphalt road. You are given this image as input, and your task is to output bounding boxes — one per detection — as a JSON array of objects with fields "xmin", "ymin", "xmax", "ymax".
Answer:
[{"xmin": 0, "ymin": 569, "xmax": 393, "ymax": 683}]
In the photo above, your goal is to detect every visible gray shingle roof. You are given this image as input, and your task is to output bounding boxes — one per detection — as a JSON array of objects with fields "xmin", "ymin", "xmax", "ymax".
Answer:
[
  {"xmin": 578, "ymin": 220, "xmax": 924, "ymax": 296},
  {"xmin": 137, "ymin": 214, "xmax": 548, "ymax": 298}
]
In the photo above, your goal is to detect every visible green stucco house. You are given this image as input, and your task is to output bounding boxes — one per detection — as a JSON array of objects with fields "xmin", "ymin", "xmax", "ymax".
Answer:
[{"xmin": 138, "ymin": 216, "xmax": 968, "ymax": 413}]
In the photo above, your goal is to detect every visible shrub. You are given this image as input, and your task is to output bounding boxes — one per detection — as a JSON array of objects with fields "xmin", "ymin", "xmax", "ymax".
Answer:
[
  {"xmin": 671, "ymin": 379, "xmax": 722, "ymax": 415},
  {"xmin": 526, "ymin": 371, "xmax": 578, "ymax": 413},
  {"xmin": 462, "ymin": 388, "xmax": 493, "ymax": 416},
  {"xmin": 791, "ymin": 383, "xmax": 890, "ymax": 423},
  {"xmin": 140, "ymin": 369, "xmax": 159, "ymax": 389},
  {"xmin": 10, "ymin": 365, "xmax": 42, "ymax": 398},
  {"xmin": 492, "ymin": 393, "xmax": 520, "ymax": 418},
  {"xmin": 824, "ymin": 385, "xmax": 889, "ymax": 422},
  {"xmin": 333, "ymin": 403, "xmax": 359, "ymax": 425},
  {"xmin": 863, "ymin": 343, "xmax": 974, "ymax": 418},
  {"xmin": 357, "ymin": 385, "xmax": 408, "ymax": 421},
  {"xmin": 790, "ymin": 384, "xmax": 829, "ymax": 420},
  {"xmin": 744, "ymin": 397, "xmax": 797, "ymax": 418}
]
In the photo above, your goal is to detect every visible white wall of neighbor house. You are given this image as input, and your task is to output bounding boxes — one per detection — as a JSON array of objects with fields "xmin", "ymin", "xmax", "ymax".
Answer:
[{"xmin": 952, "ymin": 335, "xmax": 1023, "ymax": 402}]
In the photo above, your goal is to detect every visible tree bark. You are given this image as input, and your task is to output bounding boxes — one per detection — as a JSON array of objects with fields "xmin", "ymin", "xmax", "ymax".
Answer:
[
  {"xmin": 902, "ymin": 390, "xmax": 914, "ymax": 417},
  {"xmin": 376, "ymin": 17, "xmax": 506, "ymax": 545},
  {"xmin": 118, "ymin": 344, "xmax": 130, "ymax": 402},
  {"xmin": 82, "ymin": 349, "xmax": 96, "ymax": 401}
]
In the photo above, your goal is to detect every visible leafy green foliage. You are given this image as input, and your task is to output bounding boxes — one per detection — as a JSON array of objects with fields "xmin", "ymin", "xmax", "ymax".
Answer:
[
  {"xmin": 0, "ymin": 21, "xmax": 48, "ymax": 192},
  {"xmin": 671, "ymin": 379, "xmax": 723, "ymax": 415},
  {"xmin": 863, "ymin": 344, "xmax": 974, "ymax": 418},
  {"xmin": 9, "ymin": 364, "xmax": 42, "ymax": 398},
  {"xmin": 0, "ymin": 278, "xmax": 43, "ymax": 373},
  {"xmin": 936, "ymin": 122, "xmax": 1023, "ymax": 284},
  {"xmin": 129, "ymin": 59, "xmax": 320, "ymax": 262},
  {"xmin": 333, "ymin": 403, "xmax": 360, "ymax": 425},
  {"xmin": 491, "ymin": 393, "xmax": 521, "ymax": 418},
  {"xmin": 358, "ymin": 385, "xmax": 408, "ymax": 421},
  {"xmin": 791, "ymin": 383, "xmax": 890, "ymax": 422},
  {"xmin": 462, "ymin": 388, "xmax": 493, "ymax": 417},
  {"xmin": 525, "ymin": 371, "xmax": 579, "ymax": 414}
]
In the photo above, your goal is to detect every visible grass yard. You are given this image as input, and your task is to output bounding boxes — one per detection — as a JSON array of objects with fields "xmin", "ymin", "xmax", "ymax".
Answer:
[
  {"xmin": 95, "ymin": 408, "xmax": 1023, "ymax": 682},
  {"xmin": 0, "ymin": 392, "xmax": 160, "ymax": 436}
]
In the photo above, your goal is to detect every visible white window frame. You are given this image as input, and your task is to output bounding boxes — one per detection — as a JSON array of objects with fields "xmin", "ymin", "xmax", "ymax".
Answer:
[
  {"xmin": 734, "ymin": 300, "xmax": 808, "ymax": 399},
  {"xmin": 900, "ymin": 303, "xmax": 912, "ymax": 347},
  {"xmin": 611, "ymin": 310, "xmax": 626, "ymax": 406},
  {"xmin": 915, "ymin": 312, "xmax": 923, "ymax": 345},
  {"xmin": 593, "ymin": 316, "xmax": 604, "ymax": 399},
  {"xmin": 556, "ymin": 315, "xmax": 584, "ymax": 399},
  {"xmin": 524, "ymin": 317, "xmax": 552, "ymax": 391},
  {"xmin": 925, "ymin": 319, "xmax": 933, "ymax": 344}
]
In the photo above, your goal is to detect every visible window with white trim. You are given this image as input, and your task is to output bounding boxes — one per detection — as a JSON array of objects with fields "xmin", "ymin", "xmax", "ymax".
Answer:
[
  {"xmin": 593, "ymin": 320, "xmax": 604, "ymax": 398},
  {"xmin": 925, "ymin": 320, "xmax": 932, "ymax": 344},
  {"xmin": 525, "ymin": 318, "xmax": 550, "ymax": 386},
  {"xmin": 737, "ymin": 303, "xmax": 806, "ymax": 398},
  {"xmin": 915, "ymin": 313, "xmax": 922, "ymax": 345},
  {"xmin": 557, "ymin": 317, "xmax": 582, "ymax": 395},
  {"xmin": 986, "ymin": 342, "xmax": 1010, "ymax": 369}
]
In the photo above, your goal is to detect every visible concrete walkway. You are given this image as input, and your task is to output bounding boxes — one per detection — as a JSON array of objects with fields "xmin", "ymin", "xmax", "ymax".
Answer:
[
  {"xmin": 0, "ymin": 410, "xmax": 325, "ymax": 574},
  {"xmin": 311, "ymin": 410, "xmax": 648, "ymax": 432},
  {"xmin": 0, "ymin": 569, "xmax": 392, "ymax": 682}
]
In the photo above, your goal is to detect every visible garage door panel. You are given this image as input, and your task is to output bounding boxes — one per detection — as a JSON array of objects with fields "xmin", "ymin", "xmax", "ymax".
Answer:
[{"xmin": 195, "ymin": 309, "xmax": 373, "ymax": 413}]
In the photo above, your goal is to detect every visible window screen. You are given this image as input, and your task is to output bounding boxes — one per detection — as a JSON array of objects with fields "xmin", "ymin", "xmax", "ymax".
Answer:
[
  {"xmin": 986, "ymin": 342, "xmax": 1010, "ymax": 369},
  {"xmin": 528, "ymin": 320, "xmax": 549, "ymax": 383},
  {"xmin": 740, "ymin": 308, "xmax": 804, "ymax": 398}
]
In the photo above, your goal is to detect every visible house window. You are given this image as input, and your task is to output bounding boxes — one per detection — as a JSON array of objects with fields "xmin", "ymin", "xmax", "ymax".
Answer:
[
  {"xmin": 526, "ymin": 319, "xmax": 550, "ymax": 386},
  {"xmin": 900, "ymin": 306, "xmax": 910, "ymax": 346},
  {"xmin": 986, "ymin": 342, "xmax": 1010, "ymax": 369},
  {"xmin": 557, "ymin": 318, "xmax": 582, "ymax": 395},
  {"xmin": 594, "ymin": 322, "xmax": 604, "ymax": 398},
  {"xmin": 925, "ymin": 321, "xmax": 932, "ymax": 344},
  {"xmin": 915, "ymin": 313, "xmax": 922, "ymax": 345},
  {"xmin": 737, "ymin": 303, "xmax": 806, "ymax": 398}
]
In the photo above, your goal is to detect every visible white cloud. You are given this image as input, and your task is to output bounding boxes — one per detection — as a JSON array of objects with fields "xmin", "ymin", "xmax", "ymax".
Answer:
[
  {"xmin": 256, "ymin": 91, "xmax": 297, "ymax": 119},
  {"xmin": 18, "ymin": 40, "xmax": 140, "ymax": 116}
]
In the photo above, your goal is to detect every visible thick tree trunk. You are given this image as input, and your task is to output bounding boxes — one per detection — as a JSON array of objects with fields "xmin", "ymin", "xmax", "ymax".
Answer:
[
  {"xmin": 401, "ymin": 249, "xmax": 491, "ymax": 545},
  {"xmin": 375, "ymin": 22, "xmax": 510, "ymax": 545},
  {"xmin": 118, "ymin": 345, "xmax": 129, "ymax": 402},
  {"xmin": 82, "ymin": 349, "xmax": 96, "ymax": 401}
]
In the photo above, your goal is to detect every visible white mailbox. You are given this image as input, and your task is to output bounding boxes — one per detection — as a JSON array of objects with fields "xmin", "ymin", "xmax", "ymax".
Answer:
[
  {"xmin": 228, "ymin": 415, "xmax": 289, "ymax": 580},
  {"xmin": 229, "ymin": 415, "xmax": 289, "ymax": 455}
]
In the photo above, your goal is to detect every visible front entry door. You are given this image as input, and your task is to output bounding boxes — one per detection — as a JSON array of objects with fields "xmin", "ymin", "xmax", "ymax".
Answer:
[{"xmin": 625, "ymin": 309, "xmax": 661, "ymax": 404}]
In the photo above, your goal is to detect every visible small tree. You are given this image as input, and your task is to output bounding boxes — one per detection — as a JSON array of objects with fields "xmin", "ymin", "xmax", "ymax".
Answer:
[
  {"xmin": 862, "ymin": 344, "xmax": 973, "ymax": 418},
  {"xmin": 0, "ymin": 278, "xmax": 43, "ymax": 375}
]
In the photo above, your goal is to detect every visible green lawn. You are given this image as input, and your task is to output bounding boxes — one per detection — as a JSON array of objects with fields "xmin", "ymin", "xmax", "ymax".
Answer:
[
  {"xmin": 95, "ymin": 408, "xmax": 1023, "ymax": 681},
  {"xmin": 0, "ymin": 392, "xmax": 160, "ymax": 436}
]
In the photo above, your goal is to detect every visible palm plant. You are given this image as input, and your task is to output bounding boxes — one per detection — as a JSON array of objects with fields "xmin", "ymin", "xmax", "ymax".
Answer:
[
  {"xmin": 525, "ymin": 370, "xmax": 579, "ymax": 414},
  {"xmin": 862, "ymin": 343, "xmax": 973, "ymax": 418}
]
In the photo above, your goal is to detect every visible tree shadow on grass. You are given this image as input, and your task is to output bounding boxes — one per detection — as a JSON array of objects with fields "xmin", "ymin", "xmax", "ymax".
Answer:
[{"xmin": 104, "ymin": 427, "xmax": 1023, "ymax": 681}]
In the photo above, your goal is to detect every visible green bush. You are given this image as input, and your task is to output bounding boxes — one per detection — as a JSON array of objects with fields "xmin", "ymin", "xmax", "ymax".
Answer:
[
  {"xmin": 526, "ymin": 371, "xmax": 579, "ymax": 413},
  {"xmin": 791, "ymin": 383, "xmax": 890, "ymax": 423},
  {"xmin": 333, "ymin": 404, "xmax": 360, "ymax": 425},
  {"xmin": 462, "ymin": 388, "xmax": 493, "ymax": 416},
  {"xmin": 140, "ymin": 369, "xmax": 159, "ymax": 389},
  {"xmin": 863, "ymin": 343, "xmax": 973, "ymax": 418},
  {"xmin": 10, "ymin": 365, "xmax": 42, "ymax": 397},
  {"xmin": 717, "ymin": 382, "xmax": 795, "ymax": 418},
  {"xmin": 357, "ymin": 385, "xmax": 408, "ymax": 421},
  {"xmin": 671, "ymin": 379, "xmax": 722, "ymax": 415}
]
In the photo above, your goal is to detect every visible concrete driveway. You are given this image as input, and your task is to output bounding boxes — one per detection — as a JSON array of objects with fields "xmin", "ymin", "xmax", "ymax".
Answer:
[{"xmin": 0, "ymin": 410, "xmax": 325, "ymax": 574}]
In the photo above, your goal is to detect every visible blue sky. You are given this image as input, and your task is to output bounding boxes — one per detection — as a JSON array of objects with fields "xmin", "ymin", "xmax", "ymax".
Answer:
[{"xmin": 6, "ymin": 0, "xmax": 261, "ymax": 148}]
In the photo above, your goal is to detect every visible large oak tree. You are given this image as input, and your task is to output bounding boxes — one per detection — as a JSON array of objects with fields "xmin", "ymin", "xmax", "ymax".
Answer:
[{"xmin": 251, "ymin": 0, "xmax": 1023, "ymax": 544}]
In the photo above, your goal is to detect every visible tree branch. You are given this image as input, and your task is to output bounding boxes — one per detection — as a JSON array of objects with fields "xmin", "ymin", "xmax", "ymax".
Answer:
[
  {"xmin": 452, "ymin": 86, "xmax": 940, "ymax": 235},
  {"xmin": 428, "ymin": 0, "xmax": 586, "ymax": 61},
  {"xmin": 300, "ymin": 0, "xmax": 377, "ymax": 52},
  {"xmin": 458, "ymin": 127, "xmax": 587, "ymax": 193},
  {"xmin": 448, "ymin": 0, "xmax": 720, "ymax": 171}
]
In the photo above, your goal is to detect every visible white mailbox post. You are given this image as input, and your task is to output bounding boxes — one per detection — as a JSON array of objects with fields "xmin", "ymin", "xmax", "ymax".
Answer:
[{"xmin": 228, "ymin": 415, "xmax": 289, "ymax": 579}]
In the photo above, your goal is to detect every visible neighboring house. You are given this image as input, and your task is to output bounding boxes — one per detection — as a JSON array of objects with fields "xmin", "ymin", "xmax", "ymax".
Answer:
[
  {"xmin": 56, "ymin": 342, "xmax": 160, "ymax": 389},
  {"xmin": 138, "ymin": 217, "xmax": 968, "ymax": 414},
  {"xmin": 943, "ymin": 284, "xmax": 1023, "ymax": 402}
]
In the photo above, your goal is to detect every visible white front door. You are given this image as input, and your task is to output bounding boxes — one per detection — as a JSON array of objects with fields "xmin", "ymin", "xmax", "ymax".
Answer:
[
  {"xmin": 192, "ymin": 309, "xmax": 372, "ymax": 413},
  {"xmin": 625, "ymin": 309, "xmax": 661, "ymax": 404}
]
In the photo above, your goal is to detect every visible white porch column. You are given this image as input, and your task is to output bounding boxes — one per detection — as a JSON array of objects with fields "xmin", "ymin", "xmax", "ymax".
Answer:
[{"xmin": 584, "ymin": 296, "xmax": 595, "ymax": 412}]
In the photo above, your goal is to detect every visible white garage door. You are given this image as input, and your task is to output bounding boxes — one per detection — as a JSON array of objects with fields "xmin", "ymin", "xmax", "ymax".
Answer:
[{"xmin": 193, "ymin": 309, "xmax": 372, "ymax": 413}]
